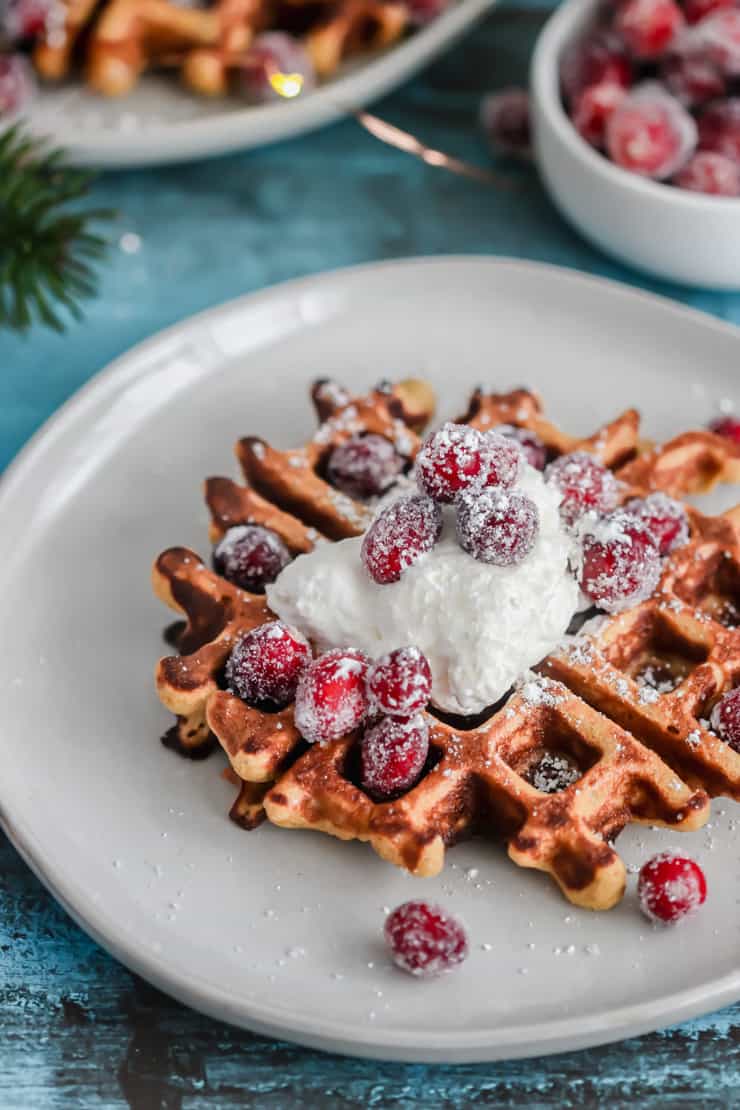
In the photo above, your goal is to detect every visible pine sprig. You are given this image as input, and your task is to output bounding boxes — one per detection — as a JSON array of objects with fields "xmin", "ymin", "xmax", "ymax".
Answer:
[{"xmin": 0, "ymin": 125, "xmax": 113, "ymax": 332}]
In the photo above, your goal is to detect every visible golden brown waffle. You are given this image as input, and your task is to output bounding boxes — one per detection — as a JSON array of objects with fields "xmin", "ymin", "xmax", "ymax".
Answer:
[
  {"xmin": 154, "ymin": 381, "xmax": 740, "ymax": 908},
  {"xmin": 31, "ymin": 0, "xmax": 407, "ymax": 97},
  {"xmin": 154, "ymin": 377, "xmax": 432, "ymax": 764}
]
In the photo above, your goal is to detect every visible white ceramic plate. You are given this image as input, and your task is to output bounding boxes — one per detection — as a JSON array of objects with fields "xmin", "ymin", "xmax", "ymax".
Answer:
[
  {"xmin": 1, "ymin": 258, "xmax": 740, "ymax": 1064},
  {"xmin": 18, "ymin": 0, "xmax": 491, "ymax": 168}
]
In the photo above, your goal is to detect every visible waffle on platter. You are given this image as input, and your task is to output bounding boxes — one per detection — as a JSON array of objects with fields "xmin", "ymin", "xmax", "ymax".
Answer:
[{"xmin": 153, "ymin": 378, "xmax": 740, "ymax": 909}]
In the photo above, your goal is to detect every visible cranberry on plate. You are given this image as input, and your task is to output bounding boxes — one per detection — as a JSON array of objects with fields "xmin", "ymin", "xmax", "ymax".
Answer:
[
  {"xmin": 638, "ymin": 853, "xmax": 707, "ymax": 924},
  {"xmin": 360, "ymin": 714, "xmax": 430, "ymax": 800},
  {"xmin": 480, "ymin": 87, "xmax": 532, "ymax": 157},
  {"xmin": 710, "ymin": 687, "xmax": 740, "ymax": 751},
  {"xmin": 494, "ymin": 424, "xmax": 548, "ymax": 470},
  {"xmin": 545, "ymin": 451, "xmax": 620, "ymax": 526},
  {"xmin": 213, "ymin": 524, "xmax": 291, "ymax": 593},
  {"xmin": 225, "ymin": 621, "xmax": 310, "ymax": 709},
  {"xmin": 362, "ymin": 494, "xmax": 442, "ymax": 584},
  {"xmin": 623, "ymin": 492, "xmax": 689, "ymax": 555},
  {"xmin": 709, "ymin": 414, "xmax": 740, "ymax": 443},
  {"xmin": 456, "ymin": 487, "xmax": 539, "ymax": 567},
  {"xmin": 384, "ymin": 900, "xmax": 469, "ymax": 976},
  {"xmin": 326, "ymin": 433, "xmax": 404, "ymax": 500},
  {"xmin": 579, "ymin": 512, "xmax": 662, "ymax": 613},
  {"xmin": 366, "ymin": 645, "xmax": 432, "ymax": 717}
]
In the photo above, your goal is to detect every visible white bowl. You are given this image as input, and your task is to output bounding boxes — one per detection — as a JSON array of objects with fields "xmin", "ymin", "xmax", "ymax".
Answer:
[{"xmin": 531, "ymin": 0, "xmax": 740, "ymax": 289}]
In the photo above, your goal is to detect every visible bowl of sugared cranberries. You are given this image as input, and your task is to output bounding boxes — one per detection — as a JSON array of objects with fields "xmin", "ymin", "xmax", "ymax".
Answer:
[{"xmin": 531, "ymin": 0, "xmax": 740, "ymax": 287}]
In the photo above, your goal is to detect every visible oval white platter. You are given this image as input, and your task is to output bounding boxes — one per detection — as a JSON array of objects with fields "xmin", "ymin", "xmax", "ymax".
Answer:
[
  {"xmin": 18, "ymin": 0, "xmax": 492, "ymax": 168},
  {"xmin": 1, "ymin": 257, "xmax": 739, "ymax": 1062}
]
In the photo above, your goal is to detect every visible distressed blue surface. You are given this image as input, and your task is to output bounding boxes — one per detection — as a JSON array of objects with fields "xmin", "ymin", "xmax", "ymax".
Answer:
[{"xmin": 1, "ymin": 2, "xmax": 740, "ymax": 1105}]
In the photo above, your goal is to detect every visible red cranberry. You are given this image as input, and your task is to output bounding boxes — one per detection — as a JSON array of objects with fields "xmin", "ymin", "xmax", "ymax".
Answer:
[
  {"xmin": 480, "ymin": 87, "xmax": 531, "ymax": 157},
  {"xmin": 367, "ymin": 645, "xmax": 432, "ymax": 716},
  {"xmin": 579, "ymin": 512, "xmax": 662, "ymax": 613},
  {"xmin": 572, "ymin": 81, "xmax": 628, "ymax": 147},
  {"xmin": 675, "ymin": 150, "xmax": 740, "ymax": 193},
  {"xmin": 213, "ymin": 525, "xmax": 291, "ymax": 593},
  {"xmin": 561, "ymin": 30, "xmax": 633, "ymax": 104},
  {"xmin": 240, "ymin": 32, "xmax": 316, "ymax": 103},
  {"xmin": 638, "ymin": 853, "xmax": 707, "ymax": 924},
  {"xmin": 694, "ymin": 9, "xmax": 740, "ymax": 76},
  {"xmin": 480, "ymin": 431, "xmax": 524, "ymax": 490},
  {"xmin": 684, "ymin": 0, "xmax": 734, "ymax": 23},
  {"xmin": 3, "ymin": 0, "xmax": 55, "ymax": 40},
  {"xmin": 326, "ymin": 434, "xmax": 404, "ymax": 500},
  {"xmin": 404, "ymin": 0, "xmax": 450, "ymax": 27},
  {"xmin": 709, "ymin": 414, "xmax": 740, "ymax": 442},
  {"xmin": 384, "ymin": 900, "xmax": 468, "ymax": 976},
  {"xmin": 360, "ymin": 714, "xmax": 430, "ymax": 800},
  {"xmin": 225, "ymin": 621, "xmax": 310, "ymax": 708},
  {"xmin": 606, "ymin": 83, "xmax": 697, "ymax": 179},
  {"xmin": 529, "ymin": 751, "xmax": 581, "ymax": 793},
  {"xmin": 294, "ymin": 648, "xmax": 370, "ymax": 744},
  {"xmin": 362, "ymin": 495, "xmax": 442, "ymax": 584},
  {"xmin": 623, "ymin": 493, "xmax": 689, "ymax": 555},
  {"xmin": 0, "ymin": 53, "xmax": 35, "ymax": 115},
  {"xmin": 457, "ymin": 488, "xmax": 539, "ymax": 567},
  {"xmin": 494, "ymin": 424, "xmax": 547, "ymax": 470},
  {"xmin": 545, "ymin": 451, "xmax": 620, "ymax": 525},
  {"xmin": 710, "ymin": 687, "xmax": 740, "ymax": 751},
  {"xmin": 416, "ymin": 423, "xmax": 488, "ymax": 502},
  {"xmin": 698, "ymin": 98, "xmax": 740, "ymax": 162},
  {"xmin": 614, "ymin": 0, "xmax": 685, "ymax": 59},
  {"xmin": 660, "ymin": 50, "xmax": 725, "ymax": 108}
]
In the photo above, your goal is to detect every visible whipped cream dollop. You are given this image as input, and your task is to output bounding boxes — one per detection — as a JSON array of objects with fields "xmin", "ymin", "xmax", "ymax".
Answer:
[{"xmin": 267, "ymin": 466, "xmax": 579, "ymax": 715}]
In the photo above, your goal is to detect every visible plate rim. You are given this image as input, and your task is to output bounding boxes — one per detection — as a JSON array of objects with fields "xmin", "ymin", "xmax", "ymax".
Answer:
[{"xmin": 2, "ymin": 255, "xmax": 740, "ymax": 1062}]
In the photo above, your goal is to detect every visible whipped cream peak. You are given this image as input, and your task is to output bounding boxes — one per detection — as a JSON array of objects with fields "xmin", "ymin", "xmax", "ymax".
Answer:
[{"xmin": 268, "ymin": 465, "xmax": 579, "ymax": 716}]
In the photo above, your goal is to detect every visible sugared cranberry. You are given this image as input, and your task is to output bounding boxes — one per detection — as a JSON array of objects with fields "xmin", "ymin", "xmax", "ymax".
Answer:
[
  {"xmin": 240, "ymin": 32, "xmax": 316, "ymax": 103},
  {"xmin": 579, "ymin": 512, "xmax": 662, "ymax": 613},
  {"xmin": 606, "ymin": 83, "xmax": 697, "ymax": 179},
  {"xmin": 225, "ymin": 621, "xmax": 310, "ymax": 709},
  {"xmin": 326, "ymin": 434, "xmax": 404, "ymax": 500},
  {"xmin": 638, "ymin": 853, "xmax": 707, "ymax": 924},
  {"xmin": 384, "ymin": 900, "xmax": 468, "ymax": 976},
  {"xmin": 572, "ymin": 81, "xmax": 627, "ymax": 147},
  {"xmin": 710, "ymin": 687, "xmax": 740, "ymax": 751},
  {"xmin": 494, "ymin": 424, "xmax": 548, "ymax": 470},
  {"xmin": 404, "ymin": 0, "xmax": 449, "ymax": 27},
  {"xmin": 3, "ymin": 0, "xmax": 54, "ymax": 40},
  {"xmin": 294, "ymin": 648, "xmax": 370, "ymax": 744},
  {"xmin": 416, "ymin": 423, "xmax": 487, "ymax": 502},
  {"xmin": 694, "ymin": 9, "xmax": 740, "ymax": 76},
  {"xmin": 684, "ymin": 0, "xmax": 734, "ymax": 23},
  {"xmin": 480, "ymin": 431, "xmax": 524, "ymax": 490},
  {"xmin": 675, "ymin": 150, "xmax": 740, "ymax": 193},
  {"xmin": 0, "ymin": 53, "xmax": 35, "ymax": 115},
  {"xmin": 561, "ymin": 30, "xmax": 633, "ymax": 104},
  {"xmin": 213, "ymin": 525, "xmax": 291, "ymax": 593},
  {"xmin": 367, "ymin": 645, "xmax": 432, "ymax": 716},
  {"xmin": 480, "ymin": 87, "xmax": 531, "ymax": 157},
  {"xmin": 698, "ymin": 98, "xmax": 740, "ymax": 162},
  {"xmin": 362, "ymin": 494, "xmax": 442, "ymax": 584},
  {"xmin": 623, "ymin": 493, "xmax": 690, "ymax": 555},
  {"xmin": 660, "ymin": 50, "xmax": 725, "ymax": 108},
  {"xmin": 360, "ymin": 714, "xmax": 430, "ymax": 800},
  {"xmin": 709, "ymin": 414, "xmax": 740, "ymax": 442},
  {"xmin": 457, "ymin": 488, "xmax": 539, "ymax": 567},
  {"xmin": 545, "ymin": 451, "xmax": 620, "ymax": 525},
  {"xmin": 529, "ymin": 751, "xmax": 582, "ymax": 793},
  {"xmin": 614, "ymin": 0, "xmax": 685, "ymax": 59}
]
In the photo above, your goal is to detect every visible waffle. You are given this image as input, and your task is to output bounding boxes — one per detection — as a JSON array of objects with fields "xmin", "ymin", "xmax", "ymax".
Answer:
[
  {"xmin": 154, "ymin": 377, "xmax": 433, "ymax": 765},
  {"xmin": 30, "ymin": 0, "xmax": 408, "ymax": 97},
  {"xmin": 153, "ymin": 381, "xmax": 740, "ymax": 908}
]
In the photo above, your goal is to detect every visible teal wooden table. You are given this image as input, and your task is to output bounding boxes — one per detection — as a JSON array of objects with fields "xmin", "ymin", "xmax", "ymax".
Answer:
[{"xmin": 2, "ymin": 3, "xmax": 740, "ymax": 1105}]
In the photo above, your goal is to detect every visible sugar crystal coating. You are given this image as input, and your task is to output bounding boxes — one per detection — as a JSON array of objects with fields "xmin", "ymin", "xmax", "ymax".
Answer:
[
  {"xmin": 623, "ymin": 492, "xmax": 690, "ymax": 555},
  {"xmin": 213, "ymin": 524, "xmax": 291, "ymax": 593},
  {"xmin": 494, "ymin": 424, "xmax": 548, "ymax": 470},
  {"xmin": 456, "ymin": 488, "xmax": 539, "ymax": 567},
  {"xmin": 384, "ymin": 900, "xmax": 468, "ymax": 976},
  {"xmin": 560, "ymin": 29, "xmax": 633, "ymax": 104},
  {"xmin": 362, "ymin": 494, "xmax": 442, "ymax": 584},
  {"xmin": 638, "ymin": 853, "xmax": 707, "ymax": 924},
  {"xmin": 578, "ymin": 511, "xmax": 662, "ymax": 613},
  {"xmin": 367, "ymin": 645, "xmax": 432, "ymax": 716},
  {"xmin": 416, "ymin": 422, "xmax": 489, "ymax": 503},
  {"xmin": 545, "ymin": 451, "xmax": 620, "ymax": 526},
  {"xmin": 614, "ymin": 0, "xmax": 685, "ymax": 59},
  {"xmin": 225, "ymin": 621, "xmax": 310, "ymax": 708},
  {"xmin": 360, "ymin": 714, "xmax": 430, "ymax": 800},
  {"xmin": 294, "ymin": 648, "xmax": 370, "ymax": 743},
  {"xmin": 326, "ymin": 433, "xmax": 404, "ymax": 500},
  {"xmin": 606, "ymin": 83, "xmax": 697, "ymax": 179}
]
